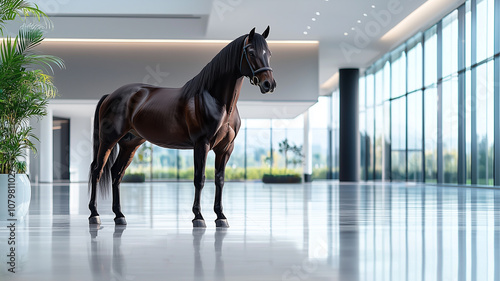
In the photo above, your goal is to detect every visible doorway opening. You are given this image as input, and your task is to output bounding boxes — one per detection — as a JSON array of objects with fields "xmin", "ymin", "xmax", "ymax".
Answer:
[{"xmin": 53, "ymin": 117, "xmax": 70, "ymax": 181}]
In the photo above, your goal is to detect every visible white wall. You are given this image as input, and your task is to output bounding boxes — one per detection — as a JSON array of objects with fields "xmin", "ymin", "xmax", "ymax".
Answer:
[
  {"xmin": 68, "ymin": 116, "xmax": 93, "ymax": 182},
  {"xmin": 39, "ymin": 109, "xmax": 53, "ymax": 183},
  {"xmin": 37, "ymin": 40, "xmax": 319, "ymax": 104}
]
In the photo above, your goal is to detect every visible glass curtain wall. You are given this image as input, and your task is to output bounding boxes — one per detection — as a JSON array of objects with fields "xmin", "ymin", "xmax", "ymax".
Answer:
[
  {"xmin": 310, "ymin": 97, "xmax": 330, "ymax": 179},
  {"xmin": 441, "ymin": 11, "xmax": 459, "ymax": 184},
  {"xmin": 424, "ymin": 26, "xmax": 438, "ymax": 183},
  {"xmin": 360, "ymin": 0, "xmax": 500, "ymax": 186}
]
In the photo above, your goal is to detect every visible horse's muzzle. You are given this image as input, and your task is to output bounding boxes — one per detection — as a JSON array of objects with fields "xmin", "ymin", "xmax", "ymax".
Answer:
[{"xmin": 259, "ymin": 78, "xmax": 276, "ymax": 94}]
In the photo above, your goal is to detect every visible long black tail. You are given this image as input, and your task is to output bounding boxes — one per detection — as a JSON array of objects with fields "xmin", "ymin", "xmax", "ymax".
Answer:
[{"xmin": 89, "ymin": 94, "xmax": 118, "ymax": 198}]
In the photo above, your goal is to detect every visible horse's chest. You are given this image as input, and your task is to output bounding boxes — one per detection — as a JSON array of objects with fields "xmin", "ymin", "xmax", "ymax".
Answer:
[
  {"xmin": 185, "ymin": 93, "xmax": 228, "ymax": 139},
  {"xmin": 201, "ymin": 107, "xmax": 229, "ymax": 140}
]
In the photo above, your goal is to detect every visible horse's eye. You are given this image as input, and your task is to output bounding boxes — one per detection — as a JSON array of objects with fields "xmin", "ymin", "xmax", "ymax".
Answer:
[{"xmin": 249, "ymin": 52, "xmax": 255, "ymax": 57}]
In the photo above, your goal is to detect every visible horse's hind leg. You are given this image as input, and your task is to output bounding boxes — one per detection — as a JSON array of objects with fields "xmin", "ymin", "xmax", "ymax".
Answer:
[
  {"xmin": 89, "ymin": 140, "xmax": 118, "ymax": 224},
  {"xmin": 111, "ymin": 133, "xmax": 145, "ymax": 225}
]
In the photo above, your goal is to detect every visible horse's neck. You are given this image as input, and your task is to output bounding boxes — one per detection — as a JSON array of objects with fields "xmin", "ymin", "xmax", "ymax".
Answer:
[
  {"xmin": 211, "ymin": 74, "xmax": 244, "ymax": 115},
  {"xmin": 226, "ymin": 77, "xmax": 244, "ymax": 115}
]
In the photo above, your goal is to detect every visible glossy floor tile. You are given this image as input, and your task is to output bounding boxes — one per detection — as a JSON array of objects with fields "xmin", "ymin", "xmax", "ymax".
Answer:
[{"xmin": 0, "ymin": 181, "xmax": 499, "ymax": 280}]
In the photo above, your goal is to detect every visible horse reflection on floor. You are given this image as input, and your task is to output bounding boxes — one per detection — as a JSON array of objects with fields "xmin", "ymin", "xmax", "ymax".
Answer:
[
  {"xmin": 88, "ymin": 27, "xmax": 276, "ymax": 228},
  {"xmin": 88, "ymin": 225, "xmax": 129, "ymax": 281},
  {"xmin": 193, "ymin": 228, "xmax": 228, "ymax": 280},
  {"xmin": 88, "ymin": 227, "xmax": 228, "ymax": 280}
]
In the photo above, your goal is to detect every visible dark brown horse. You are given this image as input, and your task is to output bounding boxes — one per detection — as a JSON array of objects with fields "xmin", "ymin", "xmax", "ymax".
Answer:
[{"xmin": 89, "ymin": 27, "xmax": 276, "ymax": 227}]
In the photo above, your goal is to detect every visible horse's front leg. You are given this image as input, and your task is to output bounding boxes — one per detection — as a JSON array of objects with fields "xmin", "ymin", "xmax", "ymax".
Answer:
[
  {"xmin": 214, "ymin": 143, "xmax": 234, "ymax": 228},
  {"xmin": 192, "ymin": 141, "xmax": 209, "ymax": 227}
]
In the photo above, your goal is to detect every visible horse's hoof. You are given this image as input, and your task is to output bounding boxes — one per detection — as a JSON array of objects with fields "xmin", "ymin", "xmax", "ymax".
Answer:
[
  {"xmin": 89, "ymin": 216, "xmax": 101, "ymax": 225},
  {"xmin": 192, "ymin": 219, "xmax": 207, "ymax": 228},
  {"xmin": 215, "ymin": 219, "xmax": 229, "ymax": 228},
  {"xmin": 114, "ymin": 217, "xmax": 127, "ymax": 225}
]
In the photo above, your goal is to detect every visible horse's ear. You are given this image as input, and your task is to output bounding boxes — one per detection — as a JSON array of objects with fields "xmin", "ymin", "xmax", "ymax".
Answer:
[
  {"xmin": 262, "ymin": 26, "xmax": 270, "ymax": 39},
  {"xmin": 249, "ymin": 27, "xmax": 256, "ymax": 42}
]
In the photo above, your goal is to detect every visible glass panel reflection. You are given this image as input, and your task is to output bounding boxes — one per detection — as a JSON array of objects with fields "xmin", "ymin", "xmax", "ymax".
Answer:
[
  {"xmin": 442, "ymin": 11, "xmax": 458, "ymax": 78},
  {"xmin": 424, "ymin": 26, "xmax": 438, "ymax": 87},
  {"xmin": 391, "ymin": 97, "xmax": 406, "ymax": 181},
  {"xmin": 424, "ymin": 87, "xmax": 438, "ymax": 183},
  {"xmin": 475, "ymin": 62, "xmax": 494, "ymax": 185},
  {"xmin": 442, "ymin": 76, "xmax": 459, "ymax": 184},
  {"xmin": 407, "ymin": 91, "xmax": 423, "ymax": 181}
]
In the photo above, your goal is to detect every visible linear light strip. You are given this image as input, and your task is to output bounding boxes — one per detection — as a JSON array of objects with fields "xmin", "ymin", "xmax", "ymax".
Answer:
[{"xmin": 42, "ymin": 38, "xmax": 318, "ymax": 44}]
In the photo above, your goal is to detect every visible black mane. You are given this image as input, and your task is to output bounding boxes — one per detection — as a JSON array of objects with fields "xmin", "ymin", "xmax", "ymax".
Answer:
[{"xmin": 181, "ymin": 35, "xmax": 246, "ymax": 98}]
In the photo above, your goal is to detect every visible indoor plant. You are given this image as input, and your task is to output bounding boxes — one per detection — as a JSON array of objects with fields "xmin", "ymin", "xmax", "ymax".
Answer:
[
  {"xmin": 262, "ymin": 139, "xmax": 303, "ymax": 184},
  {"xmin": 0, "ymin": 1, "xmax": 64, "ymax": 220}
]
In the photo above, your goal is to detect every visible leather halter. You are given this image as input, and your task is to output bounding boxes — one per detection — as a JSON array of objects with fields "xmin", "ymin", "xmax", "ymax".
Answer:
[{"xmin": 239, "ymin": 36, "xmax": 273, "ymax": 85}]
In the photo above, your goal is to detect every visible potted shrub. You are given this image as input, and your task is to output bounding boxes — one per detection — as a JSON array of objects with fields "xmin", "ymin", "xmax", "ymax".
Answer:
[
  {"xmin": 262, "ymin": 139, "xmax": 303, "ymax": 184},
  {"xmin": 0, "ymin": 2, "xmax": 64, "ymax": 220},
  {"xmin": 122, "ymin": 173, "xmax": 146, "ymax": 183}
]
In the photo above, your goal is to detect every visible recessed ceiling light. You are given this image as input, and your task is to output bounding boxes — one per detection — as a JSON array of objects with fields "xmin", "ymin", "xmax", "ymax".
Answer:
[
  {"xmin": 371, "ymin": 5, "xmax": 376, "ymax": 8},
  {"xmin": 303, "ymin": 31, "xmax": 308, "ymax": 35},
  {"xmin": 351, "ymin": 27, "xmax": 355, "ymax": 30},
  {"xmin": 363, "ymin": 13, "xmax": 368, "ymax": 17},
  {"xmin": 316, "ymin": 12, "xmax": 320, "ymax": 16},
  {"xmin": 357, "ymin": 20, "xmax": 361, "ymax": 23},
  {"xmin": 307, "ymin": 26, "xmax": 311, "ymax": 29},
  {"xmin": 312, "ymin": 17, "xmax": 316, "ymax": 21},
  {"xmin": 344, "ymin": 32, "xmax": 348, "ymax": 36}
]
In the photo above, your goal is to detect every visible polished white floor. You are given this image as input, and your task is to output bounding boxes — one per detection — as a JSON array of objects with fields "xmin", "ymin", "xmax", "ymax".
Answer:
[{"xmin": 0, "ymin": 181, "xmax": 499, "ymax": 280}]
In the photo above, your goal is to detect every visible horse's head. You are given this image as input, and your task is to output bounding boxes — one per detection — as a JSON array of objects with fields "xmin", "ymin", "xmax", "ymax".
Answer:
[{"xmin": 240, "ymin": 26, "xmax": 276, "ymax": 94}]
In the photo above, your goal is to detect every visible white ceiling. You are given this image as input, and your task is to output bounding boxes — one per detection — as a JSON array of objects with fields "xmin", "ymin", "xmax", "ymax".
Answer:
[{"xmin": 26, "ymin": 0, "xmax": 465, "ymax": 90}]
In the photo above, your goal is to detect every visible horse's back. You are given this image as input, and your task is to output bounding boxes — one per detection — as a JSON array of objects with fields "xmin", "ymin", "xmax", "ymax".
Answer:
[
  {"xmin": 123, "ymin": 85, "xmax": 194, "ymax": 149},
  {"xmin": 100, "ymin": 83, "xmax": 241, "ymax": 152}
]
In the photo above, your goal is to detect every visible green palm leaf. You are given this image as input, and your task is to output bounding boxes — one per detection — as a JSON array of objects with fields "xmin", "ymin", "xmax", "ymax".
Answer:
[
  {"xmin": 0, "ymin": 0, "xmax": 49, "ymax": 33},
  {"xmin": 16, "ymin": 23, "xmax": 44, "ymax": 54},
  {"xmin": 15, "ymin": 24, "xmax": 64, "ymax": 73}
]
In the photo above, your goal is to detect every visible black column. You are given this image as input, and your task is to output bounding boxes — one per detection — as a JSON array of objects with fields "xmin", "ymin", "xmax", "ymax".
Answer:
[{"xmin": 339, "ymin": 68, "xmax": 359, "ymax": 182}]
